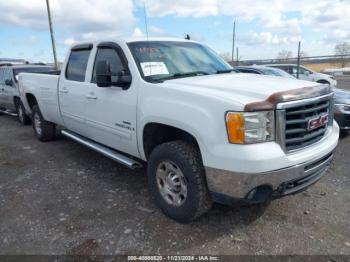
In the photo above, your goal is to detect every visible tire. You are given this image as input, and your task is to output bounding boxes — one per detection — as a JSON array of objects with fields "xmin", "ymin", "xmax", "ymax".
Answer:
[
  {"xmin": 148, "ymin": 140, "xmax": 212, "ymax": 222},
  {"xmin": 31, "ymin": 105, "xmax": 56, "ymax": 142},
  {"xmin": 16, "ymin": 100, "xmax": 31, "ymax": 125}
]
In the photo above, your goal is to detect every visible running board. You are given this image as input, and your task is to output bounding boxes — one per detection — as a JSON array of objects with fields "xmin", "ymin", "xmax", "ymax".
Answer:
[
  {"xmin": 61, "ymin": 130, "xmax": 142, "ymax": 169},
  {"xmin": 0, "ymin": 109, "xmax": 17, "ymax": 117}
]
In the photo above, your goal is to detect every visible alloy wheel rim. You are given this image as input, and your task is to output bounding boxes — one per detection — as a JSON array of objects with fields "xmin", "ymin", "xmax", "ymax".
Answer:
[
  {"xmin": 18, "ymin": 106, "xmax": 24, "ymax": 122},
  {"xmin": 156, "ymin": 160, "xmax": 188, "ymax": 207},
  {"xmin": 34, "ymin": 113, "xmax": 42, "ymax": 135}
]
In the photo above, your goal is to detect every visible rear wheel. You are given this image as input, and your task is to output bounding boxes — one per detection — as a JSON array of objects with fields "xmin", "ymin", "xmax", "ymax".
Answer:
[
  {"xmin": 32, "ymin": 105, "xmax": 56, "ymax": 141},
  {"xmin": 16, "ymin": 100, "xmax": 31, "ymax": 125},
  {"xmin": 148, "ymin": 140, "xmax": 212, "ymax": 222}
]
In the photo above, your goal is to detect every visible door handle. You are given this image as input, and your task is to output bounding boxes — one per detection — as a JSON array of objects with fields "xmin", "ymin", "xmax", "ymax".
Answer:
[
  {"xmin": 59, "ymin": 88, "xmax": 69, "ymax": 94},
  {"xmin": 86, "ymin": 93, "xmax": 97, "ymax": 99}
]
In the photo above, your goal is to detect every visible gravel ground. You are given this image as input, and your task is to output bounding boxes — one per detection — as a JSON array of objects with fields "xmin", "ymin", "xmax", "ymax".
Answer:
[{"xmin": 0, "ymin": 115, "xmax": 349, "ymax": 256}]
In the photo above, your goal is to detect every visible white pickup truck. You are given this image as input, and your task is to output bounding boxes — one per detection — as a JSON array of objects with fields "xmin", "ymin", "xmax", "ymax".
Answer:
[{"xmin": 19, "ymin": 38, "xmax": 339, "ymax": 222}]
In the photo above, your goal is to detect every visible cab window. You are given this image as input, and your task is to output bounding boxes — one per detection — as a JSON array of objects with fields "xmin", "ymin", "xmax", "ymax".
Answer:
[
  {"xmin": 91, "ymin": 48, "xmax": 126, "ymax": 83},
  {"xmin": 66, "ymin": 49, "xmax": 91, "ymax": 82}
]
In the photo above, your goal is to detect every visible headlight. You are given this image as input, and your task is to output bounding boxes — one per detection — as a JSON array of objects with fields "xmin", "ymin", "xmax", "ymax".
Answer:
[
  {"xmin": 335, "ymin": 104, "xmax": 350, "ymax": 112},
  {"xmin": 225, "ymin": 111, "xmax": 275, "ymax": 144}
]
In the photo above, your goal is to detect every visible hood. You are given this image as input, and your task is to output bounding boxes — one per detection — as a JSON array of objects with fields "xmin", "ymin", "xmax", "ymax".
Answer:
[
  {"xmin": 315, "ymin": 72, "xmax": 332, "ymax": 79},
  {"xmin": 333, "ymin": 87, "xmax": 350, "ymax": 104},
  {"xmin": 160, "ymin": 73, "xmax": 319, "ymax": 106}
]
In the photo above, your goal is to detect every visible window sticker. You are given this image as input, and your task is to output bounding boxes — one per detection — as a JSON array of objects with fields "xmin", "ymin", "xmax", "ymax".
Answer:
[{"xmin": 140, "ymin": 62, "xmax": 169, "ymax": 76}]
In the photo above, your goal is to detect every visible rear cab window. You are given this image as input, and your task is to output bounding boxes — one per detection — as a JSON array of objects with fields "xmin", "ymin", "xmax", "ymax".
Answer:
[{"xmin": 65, "ymin": 45, "xmax": 92, "ymax": 82}]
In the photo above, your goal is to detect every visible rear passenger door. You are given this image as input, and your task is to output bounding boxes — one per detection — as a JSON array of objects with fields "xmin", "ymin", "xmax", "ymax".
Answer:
[
  {"xmin": 0, "ymin": 68, "xmax": 6, "ymax": 108},
  {"xmin": 58, "ymin": 44, "xmax": 92, "ymax": 136}
]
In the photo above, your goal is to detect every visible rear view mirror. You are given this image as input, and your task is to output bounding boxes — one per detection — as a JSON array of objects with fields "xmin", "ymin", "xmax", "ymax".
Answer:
[
  {"xmin": 96, "ymin": 60, "xmax": 112, "ymax": 88},
  {"xmin": 5, "ymin": 79, "xmax": 13, "ymax": 86}
]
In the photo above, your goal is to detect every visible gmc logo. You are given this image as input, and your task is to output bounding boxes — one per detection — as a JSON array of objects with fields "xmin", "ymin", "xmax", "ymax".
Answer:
[{"xmin": 307, "ymin": 114, "xmax": 329, "ymax": 131}]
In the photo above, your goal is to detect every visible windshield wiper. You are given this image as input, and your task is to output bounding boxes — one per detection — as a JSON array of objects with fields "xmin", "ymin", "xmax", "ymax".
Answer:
[
  {"xmin": 172, "ymin": 71, "xmax": 209, "ymax": 78},
  {"xmin": 156, "ymin": 71, "xmax": 209, "ymax": 82},
  {"xmin": 215, "ymin": 69, "xmax": 236, "ymax": 74}
]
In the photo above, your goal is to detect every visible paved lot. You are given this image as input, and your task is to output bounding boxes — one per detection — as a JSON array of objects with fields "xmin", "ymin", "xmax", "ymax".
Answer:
[{"xmin": 0, "ymin": 115, "xmax": 349, "ymax": 255}]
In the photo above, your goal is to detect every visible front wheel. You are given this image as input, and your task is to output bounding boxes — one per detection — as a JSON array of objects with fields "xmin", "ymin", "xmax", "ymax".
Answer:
[
  {"xmin": 148, "ymin": 141, "xmax": 212, "ymax": 222},
  {"xmin": 16, "ymin": 101, "xmax": 31, "ymax": 125},
  {"xmin": 32, "ymin": 105, "xmax": 56, "ymax": 142}
]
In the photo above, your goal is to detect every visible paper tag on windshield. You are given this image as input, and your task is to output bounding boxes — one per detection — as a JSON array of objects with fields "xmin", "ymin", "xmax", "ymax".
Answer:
[{"xmin": 140, "ymin": 62, "xmax": 169, "ymax": 76}]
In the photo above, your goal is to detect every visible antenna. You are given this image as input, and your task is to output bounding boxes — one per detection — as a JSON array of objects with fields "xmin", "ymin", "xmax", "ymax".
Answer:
[{"xmin": 143, "ymin": 2, "xmax": 149, "ymax": 40}]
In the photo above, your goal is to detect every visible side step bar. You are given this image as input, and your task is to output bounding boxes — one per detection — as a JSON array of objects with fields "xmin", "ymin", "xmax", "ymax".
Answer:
[
  {"xmin": 61, "ymin": 130, "xmax": 142, "ymax": 170},
  {"xmin": 0, "ymin": 109, "xmax": 17, "ymax": 117}
]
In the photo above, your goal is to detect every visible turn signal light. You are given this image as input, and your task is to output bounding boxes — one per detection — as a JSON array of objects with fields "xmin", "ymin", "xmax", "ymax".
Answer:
[{"xmin": 226, "ymin": 113, "xmax": 245, "ymax": 144}]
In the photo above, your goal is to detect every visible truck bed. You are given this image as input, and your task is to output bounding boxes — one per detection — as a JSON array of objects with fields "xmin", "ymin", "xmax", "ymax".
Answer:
[{"xmin": 19, "ymin": 73, "xmax": 64, "ymax": 126}]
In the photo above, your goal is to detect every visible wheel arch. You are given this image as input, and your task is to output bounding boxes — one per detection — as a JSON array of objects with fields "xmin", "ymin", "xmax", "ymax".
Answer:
[
  {"xmin": 25, "ymin": 93, "xmax": 38, "ymax": 110},
  {"xmin": 142, "ymin": 122, "xmax": 204, "ymax": 162},
  {"xmin": 316, "ymin": 79, "xmax": 330, "ymax": 85}
]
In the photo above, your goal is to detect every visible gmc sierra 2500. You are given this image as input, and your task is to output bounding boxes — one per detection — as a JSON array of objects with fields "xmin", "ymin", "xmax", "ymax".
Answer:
[{"xmin": 19, "ymin": 38, "xmax": 339, "ymax": 222}]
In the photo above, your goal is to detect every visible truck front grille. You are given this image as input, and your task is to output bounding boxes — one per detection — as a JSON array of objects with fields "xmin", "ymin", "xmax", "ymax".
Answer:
[{"xmin": 283, "ymin": 97, "xmax": 331, "ymax": 151}]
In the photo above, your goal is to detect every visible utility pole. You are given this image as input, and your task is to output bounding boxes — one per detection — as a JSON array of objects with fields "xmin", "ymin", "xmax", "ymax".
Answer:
[
  {"xmin": 45, "ymin": 0, "xmax": 58, "ymax": 69},
  {"xmin": 231, "ymin": 20, "xmax": 236, "ymax": 63},
  {"xmin": 236, "ymin": 47, "xmax": 239, "ymax": 66},
  {"xmin": 296, "ymin": 41, "xmax": 301, "ymax": 79}
]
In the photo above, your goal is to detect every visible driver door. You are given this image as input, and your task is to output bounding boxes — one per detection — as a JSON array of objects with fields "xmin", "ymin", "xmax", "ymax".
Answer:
[{"xmin": 84, "ymin": 45, "xmax": 139, "ymax": 157}]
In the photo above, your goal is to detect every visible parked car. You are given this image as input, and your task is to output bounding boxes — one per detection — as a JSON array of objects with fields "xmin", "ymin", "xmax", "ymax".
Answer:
[
  {"xmin": 233, "ymin": 65, "xmax": 296, "ymax": 79},
  {"xmin": 333, "ymin": 87, "xmax": 350, "ymax": 131},
  {"xmin": 265, "ymin": 64, "xmax": 337, "ymax": 86},
  {"xmin": 19, "ymin": 38, "xmax": 339, "ymax": 222},
  {"xmin": 235, "ymin": 66, "xmax": 349, "ymax": 132},
  {"xmin": 0, "ymin": 64, "xmax": 56, "ymax": 124}
]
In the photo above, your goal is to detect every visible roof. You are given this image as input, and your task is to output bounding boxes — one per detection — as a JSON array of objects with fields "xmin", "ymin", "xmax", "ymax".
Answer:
[
  {"xmin": 69, "ymin": 37, "xmax": 199, "ymax": 49},
  {"xmin": 234, "ymin": 65, "xmax": 273, "ymax": 71},
  {"xmin": 261, "ymin": 64, "xmax": 300, "ymax": 67},
  {"xmin": 124, "ymin": 36, "xmax": 197, "ymax": 43},
  {"xmin": 1, "ymin": 64, "xmax": 54, "ymax": 70}
]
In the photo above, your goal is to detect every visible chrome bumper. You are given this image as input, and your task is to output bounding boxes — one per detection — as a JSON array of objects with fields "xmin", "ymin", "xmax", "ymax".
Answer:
[{"xmin": 205, "ymin": 152, "xmax": 333, "ymax": 202}]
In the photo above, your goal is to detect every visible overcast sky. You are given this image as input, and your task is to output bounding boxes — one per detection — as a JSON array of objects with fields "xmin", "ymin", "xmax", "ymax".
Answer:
[{"xmin": 0, "ymin": 0, "xmax": 349, "ymax": 62}]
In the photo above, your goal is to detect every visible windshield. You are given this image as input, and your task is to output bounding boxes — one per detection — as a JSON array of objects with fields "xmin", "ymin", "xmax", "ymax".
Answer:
[
  {"xmin": 261, "ymin": 67, "xmax": 295, "ymax": 79},
  {"xmin": 128, "ymin": 41, "xmax": 233, "ymax": 82}
]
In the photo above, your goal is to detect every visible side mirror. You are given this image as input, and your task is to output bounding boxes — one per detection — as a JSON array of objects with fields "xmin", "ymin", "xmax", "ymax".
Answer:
[
  {"xmin": 96, "ymin": 60, "xmax": 112, "ymax": 88},
  {"xmin": 304, "ymin": 71, "xmax": 310, "ymax": 76},
  {"xmin": 5, "ymin": 79, "xmax": 13, "ymax": 86},
  {"xmin": 116, "ymin": 70, "xmax": 132, "ymax": 89},
  {"xmin": 96, "ymin": 60, "xmax": 132, "ymax": 89}
]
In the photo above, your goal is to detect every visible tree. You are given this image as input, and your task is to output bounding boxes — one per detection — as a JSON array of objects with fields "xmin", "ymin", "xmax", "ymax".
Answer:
[
  {"xmin": 277, "ymin": 50, "xmax": 293, "ymax": 60},
  {"xmin": 335, "ymin": 42, "xmax": 350, "ymax": 67},
  {"xmin": 219, "ymin": 52, "xmax": 232, "ymax": 62}
]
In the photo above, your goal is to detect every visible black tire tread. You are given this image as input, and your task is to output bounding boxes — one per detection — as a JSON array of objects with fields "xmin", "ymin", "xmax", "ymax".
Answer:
[
  {"xmin": 16, "ymin": 100, "xmax": 31, "ymax": 125},
  {"xmin": 148, "ymin": 140, "xmax": 212, "ymax": 222},
  {"xmin": 32, "ymin": 105, "xmax": 56, "ymax": 142}
]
